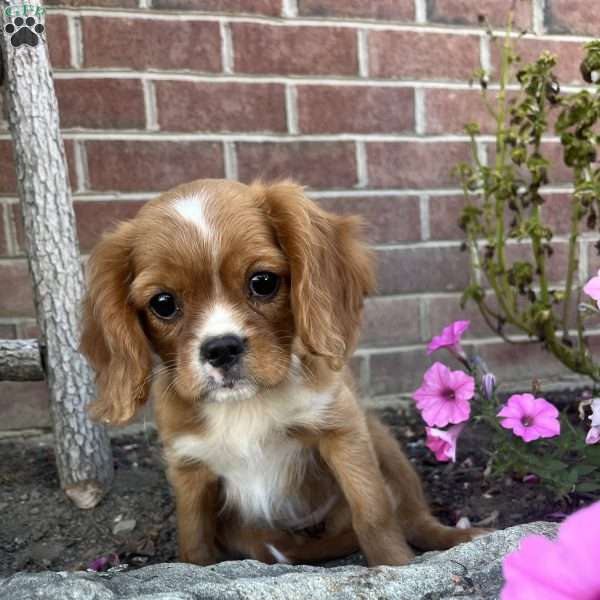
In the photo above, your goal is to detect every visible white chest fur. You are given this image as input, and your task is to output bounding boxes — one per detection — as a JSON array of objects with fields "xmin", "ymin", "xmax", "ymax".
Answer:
[{"xmin": 170, "ymin": 382, "xmax": 333, "ymax": 526}]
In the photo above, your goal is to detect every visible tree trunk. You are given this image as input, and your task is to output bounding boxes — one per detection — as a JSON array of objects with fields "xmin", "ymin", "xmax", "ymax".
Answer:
[
  {"xmin": 0, "ymin": 1, "xmax": 113, "ymax": 508},
  {"xmin": 0, "ymin": 339, "xmax": 44, "ymax": 380}
]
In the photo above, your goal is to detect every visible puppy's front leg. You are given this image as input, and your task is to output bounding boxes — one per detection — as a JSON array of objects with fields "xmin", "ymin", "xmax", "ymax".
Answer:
[
  {"xmin": 167, "ymin": 462, "xmax": 220, "ymax": 565},
  {"xmin": 319, "ymin": 423, "xmax": 413, "ymax": 567}
]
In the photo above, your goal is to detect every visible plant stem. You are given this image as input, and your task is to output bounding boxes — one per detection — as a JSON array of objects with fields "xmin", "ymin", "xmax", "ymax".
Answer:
[{"xmin": 562, "ymin": 169, "xmax": 582, "ymax": 338}]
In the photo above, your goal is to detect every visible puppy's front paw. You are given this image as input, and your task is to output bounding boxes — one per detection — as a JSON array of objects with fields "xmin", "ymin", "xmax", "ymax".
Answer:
[{"xmin": 451, "ymin": 526, "xmax": 494, "ymax": 544}]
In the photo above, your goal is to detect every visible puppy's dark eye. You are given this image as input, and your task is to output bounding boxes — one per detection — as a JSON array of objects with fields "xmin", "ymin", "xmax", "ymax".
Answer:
[
  {"xmin": 149, "ymin": 293, "xmax": 179, "ymax": 319},
  {"xmin": 249, "ymin": 272, "xmax": 279, "ymax": 299}
]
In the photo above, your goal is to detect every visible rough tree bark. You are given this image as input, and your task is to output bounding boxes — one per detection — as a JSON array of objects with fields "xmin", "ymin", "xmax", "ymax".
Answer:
[
  {"xmin": 0, "ymin": 339, "xmax": 43, "ymax": 380},
  {"xmin": 0, "ymin": 1, "xmax": 113, "ymax": 508}
]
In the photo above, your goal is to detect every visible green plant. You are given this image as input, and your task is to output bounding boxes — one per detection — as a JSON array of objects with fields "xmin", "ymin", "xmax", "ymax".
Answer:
[{"xmin": 455, "ymin": 13, "xmax": 600, "ymax": 381}]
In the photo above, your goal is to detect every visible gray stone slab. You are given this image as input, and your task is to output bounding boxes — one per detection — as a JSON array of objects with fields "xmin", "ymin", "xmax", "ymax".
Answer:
[{"xmin": 0, "ymin": 521, "xmax": 558, "ymax": 600}]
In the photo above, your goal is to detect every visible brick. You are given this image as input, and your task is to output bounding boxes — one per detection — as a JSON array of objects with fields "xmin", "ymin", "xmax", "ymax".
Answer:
[
  {"xmin": 540, "ymin": 193, "xmax": 572, "ymax": 236},
  {"xmin": 432, "ymin": 192, "xmax": 579, "ymax": 243},
  {"xmin": 0, "ymin": 382, "xmax": 50, "ymax": 430},
  {"xmin": 0, "ymin": 141, "xmax": 16, "ymax": 193},
  {"xmin": 376, "ymin": 246, "xmax": 470, "ymax": 294},
  {"xmin": 0, "ymin": 261, "xmax": 35, "ymax": 317},
  {"xmin": 75, "ymin": 200, "xmax": 146, "ymax": 251},
  {"xmin": 367, "ymin": 142, "xmax": 472, "ymax": 189},
  {"xmin": 155, "ymin": 82, "xmax": 287, "ymax": 133},
  {"xmin": 370, "ymin": 349, "xmax": 432, "ymax": 395},
  {"xmin": 0, "ymin": 204, "xmax": 11, "ymax": 257},
  {"xmin": 429, "ymin": 195, "xmax": 468, "ymax": 240},
  {"xmin": 0, "ymin": 140, "xmax": 75, "ymax": 195},
  {"xmin": 55, "ymin": 79, "xmax": 145, "ymax": 129},
  {"xmin": 46, "ymin": 14, "xmax": 70, "ymax": 69},
  {"xmin": 486, "ymin": 142, "xmax": 574, "ymax": 186},
  {"xmin": 17, "ymin": 321, "xmax": 40, "ymax": 338},
  {"xmin": 474, "ymin": 339, "xmax": 572, "ymax": 384},
  {"xmin": 45, "ymin": 0, "xmax": 136, "ymax": 5},
  {"xmin": 427, "ymin": 0, "xmax": 532, "ymax": 30},
  {"xmin": 317, "ymin": 195, "xmax": 421, "ymax": 243},
  {"xmin": 152, "ymin": 0, "xmax": 280, "ymax": 15},
  {"xmin": 298, "ymin": 0, "xmax": 414, "ymax": 20},
  {"xmin": 425, "ymin": 89, "xmax": 497, "ymax": 135},
  {"xmin": 0, "ymin": 323, "xmax": 17, "ymax": 338},
  {"xmin": 545, "ymin": 0, "xmax": 598, "ymax": 36},
  {"xmin": 427, "ymin": 294, "xmax": 507, "ymax": 340},
  {"xmin": 86, "ymin": 141, "xmax": 224, "ymax": 192},
  {"xmin": 349, "ymin": 354, "xmax": 368, "ymax": 396},
  {"xmin": 490, "ymin": 37, "xmax": 585, "ymax": 86},
  {"xmin": 544, "ymin": 143, "xmax": 588, "ymax": 185},
  {"xmin": 297, "ymin": 86, "xmax": 414, "ymax": 134},
  {"xmin": 369, "ymin": 31, "xmax": 480, "ymax": 80},
  {"xmin": 237, "ymin": 142, "xmax": 357, "ymax": 189},
  {"xmin": 82, "ymin": 17, "xmax": 221, "ymax": 72},
  {"xmin": 504, "ymin": 240, "xmax": 568, "ymax": 284},
  {"xmin": 0, "ymin": 93, "xmax": 7, "ymax": 132},
  {"xmin": 361, "ymin": 296, "xmax": 422, "ymax": 347},
  {"xmin": 232, "ymin": 24, "xmax": 358, "ymax": 76}
]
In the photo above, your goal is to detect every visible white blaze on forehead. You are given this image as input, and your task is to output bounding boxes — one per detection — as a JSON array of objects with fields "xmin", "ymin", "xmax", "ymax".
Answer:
[
  {"xmin": 199, "ymin": 303, "xmax": 244, "ymax": 341},
  {"xmin": 173, "ymin": 193, "xmax": 213, "ymax": 240}
]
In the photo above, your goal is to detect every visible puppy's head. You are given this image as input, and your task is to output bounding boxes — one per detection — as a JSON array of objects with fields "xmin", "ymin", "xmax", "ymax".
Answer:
[{"xmin": 81, "ymin": 179, "xmax": 374, "ymax": 424}]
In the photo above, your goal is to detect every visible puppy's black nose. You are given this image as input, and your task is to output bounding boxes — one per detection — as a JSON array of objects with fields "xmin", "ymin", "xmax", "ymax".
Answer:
[{"xmin": 200, "ymin": 335, "xmax": 246, "ymax": 369}]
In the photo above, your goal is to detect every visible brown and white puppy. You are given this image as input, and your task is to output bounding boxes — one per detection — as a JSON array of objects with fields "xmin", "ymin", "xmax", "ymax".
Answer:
[{"xmin": 81, "ymin": 178, "xmax": 484, "ymax": 566}]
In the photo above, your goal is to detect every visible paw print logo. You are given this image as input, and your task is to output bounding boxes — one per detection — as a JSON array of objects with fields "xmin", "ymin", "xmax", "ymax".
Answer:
[{"xmin": 4, "ymin": 16, "xmax": 44, "ymax": 48}]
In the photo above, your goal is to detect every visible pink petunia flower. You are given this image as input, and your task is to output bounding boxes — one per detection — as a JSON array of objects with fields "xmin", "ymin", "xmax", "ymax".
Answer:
[
  {"xmin": 586, "ymin": 426, "xmax": 600, "ymax": 445},
  {"xmin": 497, "ymin": 394, "xmax": 560, "ymax": 442},
  {"xmin": 413, "ymin": 362, "xmax": 474, "ymax": 427},
  {"xmin": 425, "ymin": 423, "xmax": 465, "ymax": 462},
  {"xmin": 427, "ymin": 320, "xmax": 470, "ymax": 356},
  {"xmin": 501, "ymin": 500, "xmax": 600, "ymax": 600},
  {"xmin": 583, "ymin": 270, "xmax": 600, "ymax": 308},
  {"xmin": 590, "ymin": 398, "xmax": 600, "ymax": 427}
]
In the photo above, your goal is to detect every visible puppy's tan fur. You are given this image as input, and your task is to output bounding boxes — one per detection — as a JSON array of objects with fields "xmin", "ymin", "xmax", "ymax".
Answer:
[{"xmin": 81, "ymin": 179, "xmax": 484, "ymax": 566}]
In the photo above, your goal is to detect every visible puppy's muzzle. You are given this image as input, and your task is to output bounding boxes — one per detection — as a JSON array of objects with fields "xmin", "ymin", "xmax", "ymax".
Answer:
[{"xmin": 200, "ymin": 335, "xmax": 246, "ymax": 370}]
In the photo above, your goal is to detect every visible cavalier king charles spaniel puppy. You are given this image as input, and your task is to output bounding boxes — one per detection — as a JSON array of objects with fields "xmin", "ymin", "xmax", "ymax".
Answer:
[{"xmin": 81, "ymin": 179, "xmax": 485, "ymax": 566}]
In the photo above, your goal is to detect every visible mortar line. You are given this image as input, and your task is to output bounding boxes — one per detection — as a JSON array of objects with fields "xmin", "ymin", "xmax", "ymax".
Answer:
[
  {"xmin": 419, "ymin": 193, "xmax": 430, "ymax": 240},
  {"xmin": 285, "ymin": 84, "xmax": 298, "ymax": 134},
  {"xmin": 414, "ymin": 87, "xmax": 425, "ymax": 135},
  {"xmin": 67, "ymin": 14, "xmax": 83, "ymax": 69},
  {"xmin": 142, "ymin": 79, "xmax": 159, "ymax": 131},
  {"xmin": 414, "ymin": 0, "xmax": 427, "ymax": 23},
  {"xmin": 220, "ymin": 21, "xmax": 234, "ymax": 74},
  {"xmin": 357, "ymin": 29, "xmax": 369, "ymax": 78},
  {"xmin": 223, "ymin": 141, "xmax": 238, "ymax": 179},
  {"xmin": 355, "ymin": 141, "xmax": 368, "ymax": 188},
  {"xmin": 281, "ymin": 0, "xmax": 298, "ymax": 18}
]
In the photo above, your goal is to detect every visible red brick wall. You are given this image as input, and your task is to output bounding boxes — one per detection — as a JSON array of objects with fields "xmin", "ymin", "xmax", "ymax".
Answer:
[{"xmin": 1, "ymin": 0, "xmax": 598, "ymax": 426}]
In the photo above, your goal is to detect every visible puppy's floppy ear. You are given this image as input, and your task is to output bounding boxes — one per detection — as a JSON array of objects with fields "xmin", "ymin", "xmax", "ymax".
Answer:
[
  {"xmin": 256, "ymin": 180, "xmax": 375, "ymax": 370},
  {"xmin": 80, "ymin": 221, "xmax": 153, "ymax": 425}
]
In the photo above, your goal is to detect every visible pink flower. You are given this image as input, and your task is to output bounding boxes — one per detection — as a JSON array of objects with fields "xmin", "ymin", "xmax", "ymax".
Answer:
[
  {"xmin": 590, "ymin": 398, "xmax": 600, "ymax": 427},
  {"xmin": 583, "ymin": 270, "xmax": 600, "ymax": 308},
  {"xmin": 497, "ymin": 394, "xmax": 560, "ymax": 442},
  {"xmin": 413, "ymin": 362, "xmax": 473, "ymax": 427},
  {"xmin": 501, "ymin": 500, "xmax": 600, "ymax": 600},
  {"xmin": 584, "ymin": 399, "xmax": 600, "ymax": 444},
  {"xmin": 427, "ymin": 320, "xmax": 470, "ymax": 355},
  {"xmin": 586, "ymin": 426, "xmax": 600, "ymax": 445},
  {"xmin": 425, "ymin": 423, "xmax": 465, "ymax": 462}
]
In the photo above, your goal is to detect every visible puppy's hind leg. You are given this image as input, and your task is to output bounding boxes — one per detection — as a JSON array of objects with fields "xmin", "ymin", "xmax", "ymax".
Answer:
[{"xmin": 367, "ymin": 416, "xmax": 490, "ymax": 552}]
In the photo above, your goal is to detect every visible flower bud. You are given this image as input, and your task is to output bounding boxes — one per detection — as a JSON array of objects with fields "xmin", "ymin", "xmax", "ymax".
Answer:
[{"xmin": 482, "ymin": 372, "xmax": 496, "ymax": 401}]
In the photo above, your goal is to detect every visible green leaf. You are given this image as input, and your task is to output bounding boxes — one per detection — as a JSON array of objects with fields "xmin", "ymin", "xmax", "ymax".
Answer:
[{"xmin": 576, "ymin": 482, "xmax": 600, "ymax": 493}]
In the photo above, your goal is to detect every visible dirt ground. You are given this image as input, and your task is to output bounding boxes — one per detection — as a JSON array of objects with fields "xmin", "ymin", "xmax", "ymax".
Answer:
[{"xmin": 0, "ymin": 407, "xmax": 594, "ymax": 576}]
